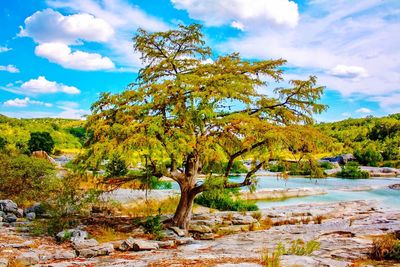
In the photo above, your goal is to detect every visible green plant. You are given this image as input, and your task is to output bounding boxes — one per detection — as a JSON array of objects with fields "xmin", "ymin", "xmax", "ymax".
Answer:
[
  {"xmin": 0, "ymin": 154, "xmax": 55, "ymax": 204},
  {"xmin": 319, "ymin": 161, "xmax": 333, "ymax": 169},
  {"xmin": 0, "ymin": 136, "xmax": 7, "ymax": 150},
  {"xmin": 289, "ymin": 239, "xmax": 320, "ymax": 256},
  {"xmin": 336, "ymin": 162, "xmax": 370, "ymax": 178},
  {"xmin": 195, "ymin": 189, "xmax": 258, "ymax": 211},
  {"xmin": 261, "ymin": 243, "xmax": 285, "ymax": 267},
  {"xmin": 143, "ymin": 214, "xmax": 164, "ymax": 240},
  {"xmin": 28, "ymin": 131, "xmax": 55, "ymax": 154}
]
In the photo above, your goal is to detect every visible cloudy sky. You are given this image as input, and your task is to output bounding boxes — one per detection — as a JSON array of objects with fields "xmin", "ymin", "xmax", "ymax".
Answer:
[{"xmin": 0, "ymin": 0, "xmax": 399, "ymax": 121}]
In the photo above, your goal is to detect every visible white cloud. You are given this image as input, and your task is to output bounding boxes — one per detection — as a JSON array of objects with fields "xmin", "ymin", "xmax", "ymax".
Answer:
[
  {"xmin": 231, "ymin": 21, "xmax": 245, "ymax": 31},
  {"xmin": 0, "ymin": 65, "xmax": 20, "ymax": 73},
  {"xmin": 35, "ymin": 42, "xmax": 115, "ymax": 71},
  {"xmin": 329, "ymin": 64, "xmax": 368, "ymax": 79},
  {"xmin": 19, "ymin": 8, "xmax": 114, "ymax": 44},
  {"xmin": 369, "ymin": 93, "xmax": 400, "ymax": 113},
  {"xmin": 0, "ymin": 46, "xmax": 11, "ymax": 53},
  {"xmin": 171, "ymin": 0, "xmax": 299, "ymax": 28},
  {"xmin": 356, "ymin": 108, "xmax": 372, "ymax": 114},
  {"xmin": 45, "ymin": 0, "xmax": 170, "ymax": 69},
  {"xmin": 218, "ymin": 0, "xmax": 400, "ymax": 98},
  {"xmin": 0, "ymin": 76, "xmax": 81, "ymax": 95},
  {"xmin": 3, "ymin": 97, "xmax": 52, "ymax": 108},
  {"xmin": 57, "ymin": 105, "xmax": 89, "ymax": 120},
  {"xmin": 341, "ymin": 112, "xmax": 351, "ymax": 117},
  {"xmin": 20, "ymin": 76, "xmax": 80, "ymax": 94}
]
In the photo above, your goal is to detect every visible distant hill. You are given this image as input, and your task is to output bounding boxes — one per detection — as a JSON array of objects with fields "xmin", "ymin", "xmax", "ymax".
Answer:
[
  {"xmin": 0, "ymin": 114, "xmax": 85, "ymax": 152},
  {"xmin": 317, "ymin": 113, "xmax": 400, "ymax": 165}
]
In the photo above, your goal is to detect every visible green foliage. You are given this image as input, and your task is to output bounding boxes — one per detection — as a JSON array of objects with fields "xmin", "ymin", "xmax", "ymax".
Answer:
[
  {"xmin": 202, "ymin": 160, "xmax": 248, "ymax": 174},
  {"xmin": 28, "ymin": 132, "xmax": 55, "ymax": 154},
  {"xmin": 288, "ymin": 239, "xmax": 320, "ymax": 256},
  {"xmin": 0, "ymin": 114, "xmax": 83, "ymax": 151},
  {"xmin": 143, "ymin": 214, "xmax": 164, "ymax": 240},
  {"xmin": 195, "ymin": 178, "xmax": 258, "ymax": 211},
  {"xmin": 261, "ymin": 240, "xmax": 320, "ymax": 267},
  {"xmin": 319, "ymin": 161, "xmax": 333, "ymax": 169},
  {"xmin": 105, "ymin": 154, "xmax": 128, "ymax": 178},
  {"xmin": 318, "ymin": 114, "xmax": 400, "ymax": 164},
  {"xmin": 42, "ymin": 174, "xmax": 100, "ymax": 236},
  {"xmin": 0, "ymin": 154, "xmax": 55, "ymax": 204},
  {"xmin": 0, "ymin": 136, "xmax": 6, "ymax": 150},
  {"xmin": 354, "ymin": 145, "xmax": 383, "ymax": 167},
  {"xmin": 68, "ymin": 126, "xmax": 86, "ymax": 144},
  {"xmin": 336, "ymin": 162, "xmax": 370, "ymax": 179}
]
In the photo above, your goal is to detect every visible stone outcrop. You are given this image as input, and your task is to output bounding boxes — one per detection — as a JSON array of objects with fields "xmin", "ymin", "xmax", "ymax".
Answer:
[
  {"xmin": 119, "ymin": 237, "xmax": 159, "ymax": 251},
  {"xmin": 31, "ymin": 150, "xmax": 57, "ymax": 164}
]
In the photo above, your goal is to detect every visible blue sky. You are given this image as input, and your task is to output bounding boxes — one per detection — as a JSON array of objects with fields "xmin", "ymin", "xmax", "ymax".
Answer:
[{"xmin": 0, "ymin": 0, "xmax": 399, "ymax": 121}]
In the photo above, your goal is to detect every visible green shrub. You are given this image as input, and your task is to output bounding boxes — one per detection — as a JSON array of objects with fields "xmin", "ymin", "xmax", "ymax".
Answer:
[
  {"xmin": 0, "ymin": 154, "xmax": 55, "ymax": 204},
  {"xmin": 195, "ymin": 188, "xmax": 258, "ymax": 211},
  {"xmin": 28, "ymin": 131, "xmax": 55, "ymax": 154},
  {"xmin": 336, "ymin": 162, "xmax": 370, "ymax": 178},
  {"xmin": 143, "ymin": 214, "xmax": 164, "ymax": 240},
  {"xmin": 319, "ymin": 161, "xmax": 333, "ymax": 169},
  {"xmin": 354, "ymin": 147, "xmax": 383, "ymax": 167},
  {"xmin": 268, "ymin": 162, "xmax": 286, "ymax": 172}
]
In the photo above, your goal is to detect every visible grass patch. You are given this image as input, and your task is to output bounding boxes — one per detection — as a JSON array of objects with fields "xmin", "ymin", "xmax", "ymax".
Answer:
[
  {"xmin": 371, "ymin": 233, "xmax": 400, "ymax": 261},
  {"xmin": 120, "ymin": 197, "xmax": 179, "ymax": 217}
]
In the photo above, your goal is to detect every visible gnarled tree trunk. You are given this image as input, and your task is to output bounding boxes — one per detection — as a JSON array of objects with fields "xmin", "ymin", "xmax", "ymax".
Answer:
[{"xmin": 172, "ymin": 185, "xmax": 197, "ymax": 230}]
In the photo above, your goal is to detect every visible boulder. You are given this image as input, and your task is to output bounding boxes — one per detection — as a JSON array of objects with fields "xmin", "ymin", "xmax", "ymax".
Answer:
[
  {"xmin": 32, "ymin": 150, "xmax": 56, "ymax": 164},
  {"xmin": 72, "ymin": 239, "xmax": 113, "ymax": 258},
  {"xmin": 26, "ymin": 212, "xmax": 36, "ymax": 221},
  {"xmin": 14, "ymin": 252, "xmax": 39, "ymax": 266},
  {"xmin": 169, "ymin": 226, "xmax": 186, "ymax": 237},
  {"xmin": 5, "ymin": 214, "xmax": 17, "ymax": 223},
  {"xmin": 0, "ymin": 211, "xmax": 5, "ymax": 218},
  {"xmin": 156, "ymin": 240, "xmax": 175, "ymax": 248},
  {"xmin": 189, "ymin": 224, "xmax": 212, "ymax": 233},
  {"xmin": 231, "ymin": 215, "xmax": 258, "ymax": 225},
  {"xmin": 16, "ymin": 208, "xmax": 24, "ymax": 218},
  {"xmin": 119, "ymin": 237, "xmax": 159, "ymax": 251},
  {"xmin": 0, "ymin": 199, "xmax": 18, "ymax": 213},
  {"xmin": 78, "ymin": 243, "xmax": 114, "ymax": 258},
  {"xmin": 25, "ymin": 203, "xmax": 45, "ymax": 216},
  {"xmin": 56, "ymin": 229, "xmax": 89, "ymax": 242}
]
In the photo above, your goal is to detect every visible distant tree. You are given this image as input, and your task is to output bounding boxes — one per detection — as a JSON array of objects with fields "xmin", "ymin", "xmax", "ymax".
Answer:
[
  {"xmin": 28, "ymin": 132, "xmax": 55, "ymax": 154},
  {"xmin": 68, "ymin": 126, "xmax": 87, "ymax": 144},
  {"xmin": 83, "ymin": 24, "xmax": 326, "ymax": 230},
  {"xmin": 354, "ymin": 145, "xmax": 383, "ymax": 167}
]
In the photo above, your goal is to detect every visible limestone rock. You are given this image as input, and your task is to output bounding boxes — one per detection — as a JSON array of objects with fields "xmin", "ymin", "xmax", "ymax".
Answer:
[
  {"xmin": 72, "ymin": 239, "xmax": 113, "ymax": 258},
  {"xmin": 119, "ymin": 237, "xmax": 159, "ymax": 251},
  {"xmin": 231, "ymin": 215, "xmax": 257, "ymax": 225},
  {"xmin": 156, "ymin": 240, "xmax": 175, "ymax": 248},
  {"xmin": 26, "ymin": 212, "xmax": 36, "ymax": 221},
  {"xmin": 5, "ymin": 214, "xmax": 17, "ymax": 223},
  {"xmin": 14, "ymin": 252, "xmax": 39, "ymax": 266},
  {"xmin": 169, "ymin": 226, "xmax": 186, "ymax": 237},
  {"xmin": 174, "ymin": 237, "xmax": 194, "ymax": 246},
  {"xmin": 189, "ymin": 224, "xmax": 212, "ymax": 233},
  {"xmin": 56, "ymin": 229, "xmax": 88, "ymax": 242},
  {"xmin": 0, "ymin": 200, "xmax": 18, "ymax": 213}
]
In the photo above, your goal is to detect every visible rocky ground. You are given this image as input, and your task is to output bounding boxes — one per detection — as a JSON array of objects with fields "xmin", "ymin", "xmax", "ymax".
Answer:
[{"xmin": 1, "ymin": 200, "xmax": 400, "ymax": 266}]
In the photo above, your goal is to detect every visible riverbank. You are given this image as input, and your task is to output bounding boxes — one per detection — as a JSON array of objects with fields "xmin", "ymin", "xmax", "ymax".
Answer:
[{"xmin": 1, "ymin": 200, "xmax": 399, "ymax": 266}]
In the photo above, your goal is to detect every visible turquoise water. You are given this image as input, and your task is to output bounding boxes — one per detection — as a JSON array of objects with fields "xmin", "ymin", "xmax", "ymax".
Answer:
[
  {"xmin": 169, "ymin": 175, "xmax": 400, "ymax": 209},
  {"xmin": 245, "ymin": 176, "xmax": 400, "ymax": 210}
]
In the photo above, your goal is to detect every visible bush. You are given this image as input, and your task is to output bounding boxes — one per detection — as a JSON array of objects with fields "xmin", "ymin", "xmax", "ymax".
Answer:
[
  {"xmin": 336, "ymin": 162, "xmax": 370, "ymax": 179},
  {"xmin": 28, "ymin": 131, "xmax": 55, "ymax": 154},
  {"xmin": 106, "ymin": 154, "xmax": 128, "ymax": 178},
  {"xmin": 195, "ymin": 188, "xmax": 258, "ymax": 211},
  {"xmin": 143, "ymin": 215, "xmax": 164, "ymax": 240},
  {"xmin": 319, "ymin": 161, "xmax": 333, "ymax": 169},
  {"xmin": 0, "ymin": 154, "xmax": 55, "ymax": 205},
  {"xmin": 41, "ymin": 174, "xmax": 100, "ymax": 236},
  {"xmin": 268, "ymin": 162, "xmax": 286, "ymax": 172},
  {"xmin": 354, "ymin": 147, "xmax": 383, "ymax": 167},
  {"xmin": 371, "ymin": 233, "xmax": 400, "ymax": 260}
]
